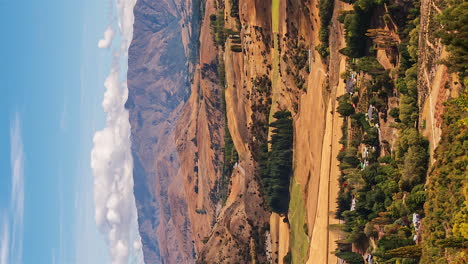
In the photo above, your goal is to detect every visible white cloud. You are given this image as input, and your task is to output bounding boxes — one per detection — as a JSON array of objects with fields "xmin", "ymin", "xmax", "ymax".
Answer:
[
  {"xmin": 0, "ymin": 113, "xmax": 25, "ymax": 264},
  {"xmin": 0, "ymin": 220, "xmax": 9, "ymax": 264},
  {"xmin": 91, "ymin": 1, "xmax": 143, "ymax": 263},
  {"xmin": 9, "ymin": 113, "xmax": 24, "ymax": 264},
  {"xmin": 116, "ymin": 0, "xmax": 136, "ymax": 53},
  {"xmin": 133, "ymin": 239, "xmax": 142, "ymax": 251},
  {"xmin": 98, "ymin": 26, "xmax": 115, "ymax": 49},
  {"xmin": 91, "ymin": 66, "xmax": 142, "ymax": 264}
]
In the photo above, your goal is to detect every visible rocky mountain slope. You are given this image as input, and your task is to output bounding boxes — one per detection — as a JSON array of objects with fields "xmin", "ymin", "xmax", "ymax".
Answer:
[{"xmin": 126, "ymin": 0, "xmax": 196, "ymax": 262}]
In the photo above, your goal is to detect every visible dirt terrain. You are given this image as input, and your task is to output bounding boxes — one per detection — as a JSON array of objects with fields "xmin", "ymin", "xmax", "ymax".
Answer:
[
  {"xmin": 175, "ymin": 0, "xmax": 225, "ymax": 254},
  {"xmin": 293, "ymin": 1, "xmax": 350, "ymax": 263},
  {"xmin": 177, "ymin": 0, "xmax": 272, "ymax": 262},
  {"xmin": 418, "ymin": 0, "xmax": 458, "ymax": 159}
]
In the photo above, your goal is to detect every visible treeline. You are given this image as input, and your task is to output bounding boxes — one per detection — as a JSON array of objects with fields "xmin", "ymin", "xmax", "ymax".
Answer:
[
  {"xmin": 259, "ymin": 111, "xmax": 294, "ymax": 214},
  {"xmin": 209, "ymin": 10, "xmax": 240, "ymax": 49},
  {"xmin": 316, "ymin": 0, "xmax": 335, "ymax": 57},
  {"xmin": 208, "ymin": 4, "xmax": 239, "ymax": 204},
  {"xmin": 210, "ymin": 11, "xmax": 228, "ymax": 47},
  {"xmin": 420, "ymin": 95, "xmax": 468, "ymax": 263}
]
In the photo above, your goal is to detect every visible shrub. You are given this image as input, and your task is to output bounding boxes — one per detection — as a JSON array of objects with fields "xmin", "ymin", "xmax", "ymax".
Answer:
[
  {"xmin": 389, "ymin": 107, "xmax": 400, "ymax": 121},
  {"xmin": 355, "ymin": 56, "xmax": 385, "ymax": 75},
  {"xmin": 437, "ymin": 237, "xmax": 468, "ymax": 249},
  {"xmin": 335, "ymin": 251, "xmax": 364, "ymax": 264},
  {"xmin": 283, "ymin": 251, "xmax": 292, "ymax": 264},
  {"xmin": 316, "ymin": 44, "xmax": 329, "ymax": 58},
  {"xmin": 387, "ymin": 245, "xmax": 422, "ymax": 258},
  {"xmin": 377, "ymin": 234, "xmax": 414, "ymax": 252},
  {"xmin": 405, "ymin": 190, "xmax": 426, "ymax": 213},
  {"xmin": 338, "ymin": 101, "xmax": 355, "ymax": 117},
  {"xmin": 230, "ymin": 45, "xmax": 242, "ymax": 52}
]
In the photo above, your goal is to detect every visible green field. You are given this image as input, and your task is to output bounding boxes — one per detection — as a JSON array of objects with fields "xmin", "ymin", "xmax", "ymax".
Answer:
[
  {"xmin": 272, "ymin": 0, "xmax": 280, "ymax": 33},
  {"xmin": 289, "ymin": 179, "xmax": 309, "ymax": 264}
]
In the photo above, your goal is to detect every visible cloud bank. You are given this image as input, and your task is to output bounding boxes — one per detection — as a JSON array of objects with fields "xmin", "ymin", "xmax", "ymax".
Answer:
[
  {"xmin": 0, "ymin": 113, "xmax": 25, "ymax": 264},
  {"xmin": 91, "ymin": 0, "xmax": 142, "ymax": 264},
  {"xmin": 98, "ymin": 26, "xmax": 115, "ymax": 49}
]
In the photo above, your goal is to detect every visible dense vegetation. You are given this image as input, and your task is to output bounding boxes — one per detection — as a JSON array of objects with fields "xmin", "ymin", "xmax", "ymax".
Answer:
[
  {"xmin": 420, "ymin": 95, "xmax": 468, "ymax": 263},
  {"xmin": 260, "ymin": 111, "xmax": 294, "ymax": 214},
  {"xmin": 340, "ymin": 0, "xmax": 380, "ymax": 58},
  {"xmin": 334, "ymin": 1, "xmax": 436, "ymax": 263},
  {"xmin": 436, "ymin": 0, "xmax": 468, "ymax": 80}
]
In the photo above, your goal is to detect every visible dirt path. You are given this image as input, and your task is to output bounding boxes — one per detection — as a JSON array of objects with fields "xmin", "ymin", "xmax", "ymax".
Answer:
[
  {"xmin": 269, "ymin": 0, "xmax": 281, "ymax": 123},
  {"xmin": 307, "ymin": 93, "xmax": 336, "ymax": 263},
  {"xmin": 327, "ymin": 57, "xmax": 346, "ymax": 264},
  {"xmin": 304, "ymin": 1, "xmax": 349, "ymax": 263},
  {"xmin": 421, "ymin": 49, "xmax": 448, "ymax": 164},
  {"xmin": 306, "ymin": 59, "xmax": 345, "ymax": 264}
]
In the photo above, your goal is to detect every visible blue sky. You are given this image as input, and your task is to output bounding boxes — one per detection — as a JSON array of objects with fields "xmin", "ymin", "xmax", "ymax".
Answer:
[{"xmin": 0, "ymin": 0, "xmax": 141, "ymax": 263}]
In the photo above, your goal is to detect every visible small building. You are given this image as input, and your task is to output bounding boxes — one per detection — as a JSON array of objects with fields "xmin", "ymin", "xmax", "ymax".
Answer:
[
  {"xmin": 368, "ymin": 105, "xmax": 375, "ymax": 120},
  {"xmin": 413, "ymin": 213, "xmax": 421, "ymax": 231},
  {"xmin": 345, "ymin": 76, "xmax": 356, "ymax": 93},
  {"xmin": 350, "ymin": 197, "xmax": 357, "ymax": 211}
]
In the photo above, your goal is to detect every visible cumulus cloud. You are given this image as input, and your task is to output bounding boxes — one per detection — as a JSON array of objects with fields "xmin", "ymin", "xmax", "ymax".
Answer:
[
  {"xmin": 9, "ymin": 114, "xmax": 24, "ymax": 264},
  {"xmin": 91, "ymin": 0, "xmax": 143, "ymax": 263},
  {"xmin": 98, "ymin": 26, "xmax": 115, "ymax": 49},
  {"xmin": 116, "ymin": 0, "xmax": 137, "ymax": 52},
  {"xmin": 91, "ymin": 65, "xmax": 141, "ymax": 264}
]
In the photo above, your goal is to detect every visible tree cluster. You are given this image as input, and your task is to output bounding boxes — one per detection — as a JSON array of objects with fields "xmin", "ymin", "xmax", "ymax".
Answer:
[{"xmin": 260, "ymin": 111, "xmax": 294, "ymax": 214}]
